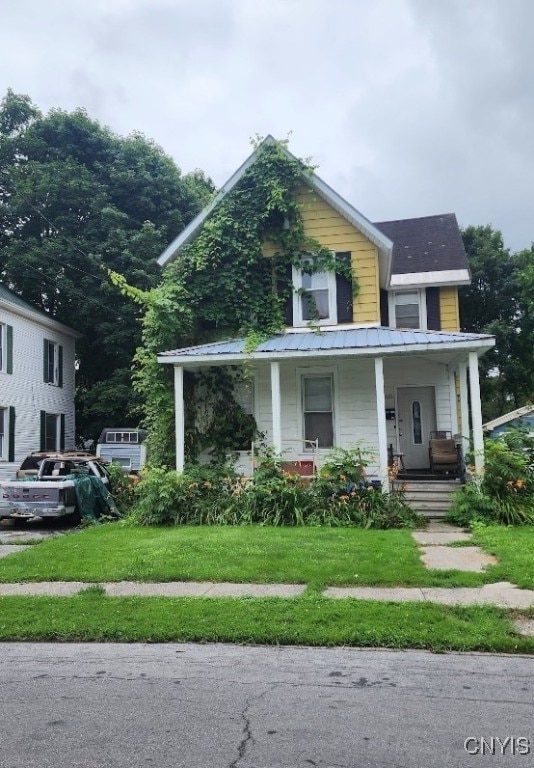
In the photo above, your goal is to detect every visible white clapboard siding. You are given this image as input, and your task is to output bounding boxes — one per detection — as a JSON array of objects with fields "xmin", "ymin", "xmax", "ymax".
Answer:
[
  {"xmin": 250, "ymin": 356, "xmax": 453, "ymax": 473},
  {"xmin": 0, "ymin": 301, "xmax": 78, "ymax": 481}
]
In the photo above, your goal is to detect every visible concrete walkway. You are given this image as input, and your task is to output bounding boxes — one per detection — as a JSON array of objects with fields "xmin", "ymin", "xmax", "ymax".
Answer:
[{"xmin": 412, "ymin": 521, "xmax": 497, "ymax": 572}]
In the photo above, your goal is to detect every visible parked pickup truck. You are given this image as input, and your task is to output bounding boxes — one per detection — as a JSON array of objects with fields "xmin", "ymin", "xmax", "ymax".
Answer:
[{"xmin": 0, "ymin": 455, "xmax": 111, "ymax": 521}]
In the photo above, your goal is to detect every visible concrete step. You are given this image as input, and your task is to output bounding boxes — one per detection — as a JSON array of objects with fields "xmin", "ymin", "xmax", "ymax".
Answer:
[{"xmin": 395, "ymin": 480, "xmax": 462, "ymax": 519}]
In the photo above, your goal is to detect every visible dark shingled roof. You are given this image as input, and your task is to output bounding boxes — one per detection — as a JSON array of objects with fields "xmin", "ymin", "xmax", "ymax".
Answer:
[{"xmin": 374, "ymin": 213, "xmax": 469, "ymax": 275}]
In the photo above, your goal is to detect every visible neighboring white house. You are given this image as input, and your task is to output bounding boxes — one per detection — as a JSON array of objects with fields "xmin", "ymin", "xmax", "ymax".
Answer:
[
  {"xmin": 156, "ymin": 137, "xmax": 495, "ymax": 486},
  {"xmin": 0, "ymin": 284, "xmax": 80, "ymax": 481}
]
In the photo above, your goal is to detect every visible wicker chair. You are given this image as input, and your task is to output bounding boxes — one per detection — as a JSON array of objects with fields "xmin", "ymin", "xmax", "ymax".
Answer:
[{"xmin": 429, "ymin": 433, "xmax": 460, "ymax": 474}]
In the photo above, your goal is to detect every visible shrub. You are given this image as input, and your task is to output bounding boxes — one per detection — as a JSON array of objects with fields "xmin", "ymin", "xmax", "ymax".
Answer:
[
  {"xmin": 106, "ymin": 463, "xmax": 138, "ymax": 515},
  {"xmin": 130, "ymin": 445, "xmax": 421, "ymax": 529},
  {"xmin": 447, "ymin": 430, "xmax": 534, "ymax": 526}
]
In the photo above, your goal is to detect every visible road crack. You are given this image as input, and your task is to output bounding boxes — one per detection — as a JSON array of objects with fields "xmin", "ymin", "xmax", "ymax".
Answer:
[{"xmin": 229, "ymin": 688, "xmax": 269, "ymax": 768}]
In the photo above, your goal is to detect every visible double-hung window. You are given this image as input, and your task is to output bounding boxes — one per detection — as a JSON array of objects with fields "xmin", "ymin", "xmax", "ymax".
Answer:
[
  {"xmin": 0, "ymin": 323, "xmax": 13, "ymax": 374},
  {"xmin": 390, "ymin": 290, "xmax": 426, "ymax": 330},
  {"xmin": 292, "ymin": 264, "xmax": 337, "ymax": 327},
  {"xmin": 0, "ymin": 408, "xmax": 6, "ymax": 459},
  {"xmin": 302, "ymin": 375, "xmax": 334, "ymax": 448},
  {"xmin": 43, "ymin": 339, "xmax": 63, "ymax": 386}
]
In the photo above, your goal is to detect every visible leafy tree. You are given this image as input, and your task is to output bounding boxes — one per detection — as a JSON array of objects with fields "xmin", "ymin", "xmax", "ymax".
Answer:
[
  {"xmin": 0, "ymin": 90, "xmax": 212, "ymax": 441},
  {"xmin": 460, "ymin": 225, "xmax": 533, "ymax": 419}
]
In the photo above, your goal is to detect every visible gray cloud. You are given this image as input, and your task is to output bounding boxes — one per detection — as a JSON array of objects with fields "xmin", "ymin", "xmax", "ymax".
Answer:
[{"xmin": 0, "ymin": 0, "xmax": 532, "ymax": 250}]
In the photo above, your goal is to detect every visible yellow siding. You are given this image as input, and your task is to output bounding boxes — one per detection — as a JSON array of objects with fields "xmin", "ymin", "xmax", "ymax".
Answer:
[
  {"xmin": 440, "ymin": 287, "xmax": 460, "ymax": 331},
  {"xmin": 297, "ymin": 185, "xmax": 380, "ymax": 323}
]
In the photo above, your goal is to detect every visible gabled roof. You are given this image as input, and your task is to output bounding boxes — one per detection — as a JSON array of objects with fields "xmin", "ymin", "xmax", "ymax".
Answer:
[
  {"xmin": 483, "ymin": 404, "xmax": 534, "ymax": 432},
  {"xmin": 0, "ymin": 283, "xmax": 81, "ymax": 338},
  {"xmin": 157, "ymin": 135, "xmax": 394, "ymax": 283},
  {"xmin": 158, "ymin": 326, "xmax": 495, "ymax": 365},
  {"xmin": 374, "ymin": 214, "xmax": 470, "ymax": 288}
]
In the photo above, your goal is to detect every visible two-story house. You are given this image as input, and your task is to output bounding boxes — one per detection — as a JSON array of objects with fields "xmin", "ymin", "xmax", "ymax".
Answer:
[
  {"xmin": 157, "ymin": 137, "xmax": 494, "ymax": 486},
  {"xmin": 0, "ymin": 284, "xmax": 80, "ymax": 481}
]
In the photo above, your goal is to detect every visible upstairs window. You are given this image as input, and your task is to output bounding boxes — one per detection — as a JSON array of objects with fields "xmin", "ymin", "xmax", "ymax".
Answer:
[
  {"xmin": 43, "ymin": 339, "xmax": 63, "ymax": 387},
  {"xmin": 389, "ymin": 290, "xmax": 427, "ymax": 330},
  {"xmin": 0, "ymin": 323, "xmax": 13, "ymax": 374},
  {"xmin": 284, "ymin": 253, "xmax": 353, "ymax": 328},
  {"xmin": 293, "ymin": 265, "xmax": 336, "ymax": 326}
]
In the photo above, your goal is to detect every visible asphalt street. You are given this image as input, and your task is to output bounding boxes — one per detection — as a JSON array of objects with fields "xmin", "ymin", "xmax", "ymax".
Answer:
[{"xmin": 1, "ymin": 643, "xmax": 533, "ymax": 768}]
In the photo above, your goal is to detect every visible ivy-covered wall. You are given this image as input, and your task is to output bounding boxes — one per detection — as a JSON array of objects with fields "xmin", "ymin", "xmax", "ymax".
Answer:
[{"xmin": 114, "ymin": 139, "xmax": 361, "ymax": 466}]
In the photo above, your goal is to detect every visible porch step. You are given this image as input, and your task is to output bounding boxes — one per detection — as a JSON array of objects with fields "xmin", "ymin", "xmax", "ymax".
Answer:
[{"xmin": 395, "ymin": 480, "xmax": 462, "ymax": 519}]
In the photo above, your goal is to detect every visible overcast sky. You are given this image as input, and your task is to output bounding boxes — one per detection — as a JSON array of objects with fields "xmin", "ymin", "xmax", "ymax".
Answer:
[{"xmin": 1, "ymin": 0, "xmax": 532, "ymax": 251}]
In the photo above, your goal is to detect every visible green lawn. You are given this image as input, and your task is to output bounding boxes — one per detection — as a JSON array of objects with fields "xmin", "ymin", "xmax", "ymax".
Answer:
[
  {"xmin": 0, "ymin": 524, "xmax": 480, "ymax": 589},
  {"xmin": 0, "ymin": 523, "xmax": 532, "ymax": 589},
  {"xmin": 0, "ymin": 591, "xmax": 531, "ymax": 653},
  {"xmin": 473, "ymin": 526, "xmax": 534, "ymax": 589}
]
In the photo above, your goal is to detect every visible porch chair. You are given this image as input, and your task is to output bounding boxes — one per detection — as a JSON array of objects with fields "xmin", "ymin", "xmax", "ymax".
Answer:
[{"xmin": 428, "ymin": 431, "xmax": 459, "ymax": 475}]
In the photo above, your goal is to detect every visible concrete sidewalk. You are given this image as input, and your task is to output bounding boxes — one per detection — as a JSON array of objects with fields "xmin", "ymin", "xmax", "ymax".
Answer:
[{"xmin": 0, "ymin": 579, "xmax": 533, "ymax": 608}]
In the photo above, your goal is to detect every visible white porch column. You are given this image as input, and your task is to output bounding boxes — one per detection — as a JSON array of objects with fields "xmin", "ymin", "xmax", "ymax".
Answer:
[
  {"xmin": 270, "ymin": 361, "xmax": 282, "ymax": 454},
  {"xmin": 448, "ymin": 366, "xmax": 459, "ymax": 437},
  {"xmin": 468, "ymin": 351, "xmax": 484, "ymax": 473},
  {"xmin": 374, "ymin": 357, "xmax": 389, "ymax": 489},
  {"xmin": 174, "ymin": 365, "xmax": 185, "ymax": 473},
  {"xmin": 459, "ymin": 361, "xmax": 469, "ymax": 462}
]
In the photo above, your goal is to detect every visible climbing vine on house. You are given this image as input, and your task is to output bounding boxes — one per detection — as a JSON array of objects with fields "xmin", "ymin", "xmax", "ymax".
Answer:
[{"xmin": 111, "ymin": 138, "xmax": 359, "ymax": 466}]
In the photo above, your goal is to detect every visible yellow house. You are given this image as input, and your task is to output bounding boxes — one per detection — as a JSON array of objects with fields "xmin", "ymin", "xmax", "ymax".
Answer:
[{"xmin": 157, "ymin": 137, "xmax": 494, "ymax": 492}]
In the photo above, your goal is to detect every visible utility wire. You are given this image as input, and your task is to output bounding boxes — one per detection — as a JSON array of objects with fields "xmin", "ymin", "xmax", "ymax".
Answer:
[
  {"xmin": 0, "ymin": 166, "xmax": 127, "ymax": 284},
  {"xmin": 7, "ymin": 253, "xmax": 125, "ymax": 319}
]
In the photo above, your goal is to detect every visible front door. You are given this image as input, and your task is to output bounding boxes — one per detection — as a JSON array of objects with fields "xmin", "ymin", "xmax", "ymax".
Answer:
[{"xmin": 397, "ymin": 387, "xmax": 437, "ymax": 470}]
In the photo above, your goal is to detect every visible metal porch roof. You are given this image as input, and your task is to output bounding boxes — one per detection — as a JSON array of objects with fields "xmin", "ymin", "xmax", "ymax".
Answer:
[{"xmin": 159, "ymin": 327, "xmax": 495, "ymax": 362}]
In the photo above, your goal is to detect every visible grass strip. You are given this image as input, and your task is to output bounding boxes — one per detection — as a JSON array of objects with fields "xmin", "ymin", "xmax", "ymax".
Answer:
[{"xmin": 0, "ymin": 593, "xmax": 532, "ymax": 653}]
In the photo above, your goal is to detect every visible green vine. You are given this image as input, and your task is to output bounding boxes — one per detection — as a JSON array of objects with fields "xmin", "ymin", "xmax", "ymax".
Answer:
[{"xmin": 113, "ymin": 137, "xmax": 359, "ymax": 466}]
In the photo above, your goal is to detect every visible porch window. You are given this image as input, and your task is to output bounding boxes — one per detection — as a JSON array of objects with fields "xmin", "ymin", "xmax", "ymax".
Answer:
[{"xmin": 303, "ymin": 375, "xmax": 334, "ymax": 448}]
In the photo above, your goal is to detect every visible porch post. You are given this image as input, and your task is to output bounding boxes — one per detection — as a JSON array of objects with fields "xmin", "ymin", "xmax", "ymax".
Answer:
[
  {"xmin": 458, "ymin": 361, "xmax": 470, "ymax": 462},
  {"xmin": 174, "ymin": 365, "xmax": 185, "ymax": 473},
  {"xmin": 468, "ymin": 351, "xmax": 484, "ymax": 473},
  {"xmin": 270, "ymin": 361, "xmax": 282, "ymax": 453},
  {"xmin": 374, "ymin": 357, "xmax": 389, "ymax": 489},
  {"xmin": 448, "ymin": 366, "xmax": 459, "ymax": 436}
]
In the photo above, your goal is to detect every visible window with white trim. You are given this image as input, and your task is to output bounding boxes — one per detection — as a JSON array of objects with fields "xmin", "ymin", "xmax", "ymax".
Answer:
[
  {"xmin": 302, "ymin": 375, "xmax": 334, "ymax": 448},
  {"xmin": 0, "ymin": 407, "xmax": 6, "ymax": 459},
  {"xmin": 389, "ymin": 290, "xmax": 427, "ymax": 330},
  {"xmin": 292, "ymin": 265, "xmax": 337, "ymax": 326},
  {"xmin": 0, "ymin": 324, "xmax": 4, "ymax": 372}
]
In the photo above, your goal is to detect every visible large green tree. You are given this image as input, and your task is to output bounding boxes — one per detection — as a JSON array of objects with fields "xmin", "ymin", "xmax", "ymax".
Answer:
[
  {"xmin": 460, "ymin": 225, "xmax": 533, "ymax": 420},
  {"xmin": 0, "ymin": 89, "xmax": 213, "ymax": 441}
]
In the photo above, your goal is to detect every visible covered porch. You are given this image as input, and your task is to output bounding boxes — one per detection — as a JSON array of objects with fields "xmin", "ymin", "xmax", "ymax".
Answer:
[{"xmin": 158, "ymin": 327, "xmax": 495, "ymax": 489}]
